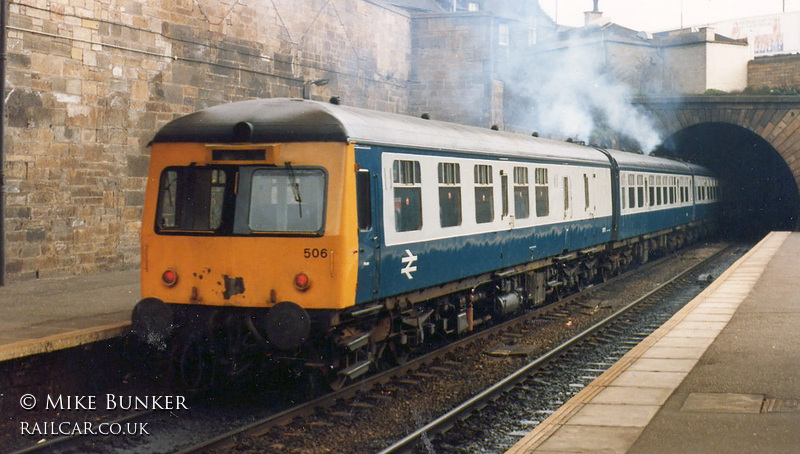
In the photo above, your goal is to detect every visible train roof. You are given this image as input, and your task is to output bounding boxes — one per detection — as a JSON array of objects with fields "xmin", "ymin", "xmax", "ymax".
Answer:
[
  {"xmin": 606, "ymin": 149, "xmax": 695, "ymax": 174},
  {"xmin": 151, "ymin": 98, "xmax": 610, "ymax": 166},
  {"xmin": 151, "ymin": 98, "xmax": 714, "ymax": 177}
]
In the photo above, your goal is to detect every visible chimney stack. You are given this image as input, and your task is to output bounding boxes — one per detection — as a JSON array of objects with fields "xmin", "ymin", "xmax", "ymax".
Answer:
[{"xmin": 584, "ymin": 0, "xmax": 603, "ymax": 26}]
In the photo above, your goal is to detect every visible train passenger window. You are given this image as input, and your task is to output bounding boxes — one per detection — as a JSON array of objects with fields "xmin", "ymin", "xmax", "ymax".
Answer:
[
  {"xmin": 637, "ymin": 186, "xmax": 644, "ymax": 208},
  {"xmin": 474, "ymin": 164, "xmax": 494, "ymax": 224},
  {"xmin": 514, "ymin": 167, "xmax": 530, "ymax": 219},
  {"xmin": 535, "ymin": 168, "xmax": 549, "ymax": 217},
  {"xmin": 393, "ymin": 160, "xmax": 422, "ymax": 232},
  {"xmin": 356, "ymin": 170, "xmax": 372, "ymax": 231},
  {"xmin": 650, "ymin": 187, "xmax": 656, "ymax": 206},
  {"xmin": 249, "ymin": 168, "xmax": 326, "ymax": 233},
  {"xmin": 670, "ymin": 187, "xmax": 675, "ymax": 204},
  {"xmin": 438, "ymin": 162, "xmax": 462, "ymax": 228},
  {"xmin": 563, "ymin": 176, "xmax": 570, "ymax": 211},
  {"xmin": 629, "ymin": 187, "xmax": 635, "ymax": 209},
  {"xmin": 663, "ymin": 187, "xmax": 668, "ymax": 205}
]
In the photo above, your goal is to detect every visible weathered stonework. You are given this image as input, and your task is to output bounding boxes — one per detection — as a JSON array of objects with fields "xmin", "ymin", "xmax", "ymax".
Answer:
[
  {"xmin": 748, "ymin": 54, "xmax": 800, "ymax": 91},
  {"xmin": 410, "ymin": 12, "xmax": 504, "ymax": 128},
  {"xmin": 4, "ymin": 0, "xmax": 411, "ymax": 281}
]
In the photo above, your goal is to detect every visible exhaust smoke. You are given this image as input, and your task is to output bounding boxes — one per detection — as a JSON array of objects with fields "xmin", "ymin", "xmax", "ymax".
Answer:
[{"xmin": 505, "ymin": 38, "xmax": 662, "ymax": 153}]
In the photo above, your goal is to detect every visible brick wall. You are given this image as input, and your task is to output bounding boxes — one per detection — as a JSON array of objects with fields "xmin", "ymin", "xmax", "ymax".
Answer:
[
  {"xmin": 748, "ymin": 54, "xmax": 800, "ymax": 90},
  {"xmin": 3, "ymin": 0, "xmax": 411, "ymax": 281}
]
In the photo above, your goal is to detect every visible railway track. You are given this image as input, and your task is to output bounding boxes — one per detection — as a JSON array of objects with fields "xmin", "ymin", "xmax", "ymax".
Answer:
[{"xmin": 8, "ymin": 242, "xmax": 737, "ymax": 454}]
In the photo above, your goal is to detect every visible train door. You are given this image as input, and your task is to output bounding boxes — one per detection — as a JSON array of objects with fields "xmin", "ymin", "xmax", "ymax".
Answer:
[{"xmin": 355, "ymin": 155, "xmax": 382, "ymax": 303}]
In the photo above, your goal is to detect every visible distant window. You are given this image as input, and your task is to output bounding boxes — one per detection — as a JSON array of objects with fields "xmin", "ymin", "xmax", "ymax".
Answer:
[
  {"xmin": 474, "ymin": 164, "xmax": 494, "ymax": 223},
  {"xmin": 498, "ymin": 23, "xmax": 509, "ymax": 46},
  {"xmin": 535, "ymin": 168, "xmax": 549, "ymax": 217},
  {"xmin": 393, "ymin": 160, "xmax": 422, "ymax": 232},
  {"xmin": 438, "ymin": 162, "xmax": 462, "ymax": 228},
  {"xmin": 514, "ymin": 167, "xmax": 530, "ymax": 219},
  {"xmin": 468, "ymin": 2, "xmax": 479, "ymax": 11}
]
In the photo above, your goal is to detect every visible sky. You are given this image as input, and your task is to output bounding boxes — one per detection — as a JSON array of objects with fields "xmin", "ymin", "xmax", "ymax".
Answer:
[{"xmin": 539, "ymin": 0, "xmax": 800, "ymax": 32}]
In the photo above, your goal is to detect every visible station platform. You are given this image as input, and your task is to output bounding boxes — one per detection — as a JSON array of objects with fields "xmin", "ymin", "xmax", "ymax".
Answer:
[
  {"xmin": 0, "ymin": 269, "xmax": 138, "ymax": 362},
  {"xmin": 506, "ymin": 231, "xmax": 799, "ymax": 453}
]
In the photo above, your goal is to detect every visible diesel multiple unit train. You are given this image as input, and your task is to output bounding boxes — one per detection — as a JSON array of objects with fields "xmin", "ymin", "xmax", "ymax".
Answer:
[{"xmin": 132, "ymin": 98, "xmax": 719, "ymax": 390}]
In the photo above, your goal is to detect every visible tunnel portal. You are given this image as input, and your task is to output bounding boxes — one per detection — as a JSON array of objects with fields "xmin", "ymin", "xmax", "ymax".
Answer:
[{"xmin": 656, "ymin": 122, "xmax": 800, "ymax": 239}]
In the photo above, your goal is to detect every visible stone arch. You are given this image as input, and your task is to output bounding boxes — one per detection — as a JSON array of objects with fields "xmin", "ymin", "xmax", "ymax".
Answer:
[{"xmin": 634, "ymin": 96, "xmax": 800, "ymax": 232}]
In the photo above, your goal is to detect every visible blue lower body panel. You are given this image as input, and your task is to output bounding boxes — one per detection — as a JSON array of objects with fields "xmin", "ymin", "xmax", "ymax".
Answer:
[
  {"xmin": 357, "ymin": 216, "xmax": 613, "ymax": 304},
  {"xmin": 618, "ymin": 207, "xmax": 693, "ymax": 241}
]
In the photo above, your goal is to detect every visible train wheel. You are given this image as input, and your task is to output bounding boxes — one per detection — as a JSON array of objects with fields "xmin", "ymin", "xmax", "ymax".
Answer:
[{"xmin": 171, "ymin": 332, "xmax": 215, "ymax": 394}]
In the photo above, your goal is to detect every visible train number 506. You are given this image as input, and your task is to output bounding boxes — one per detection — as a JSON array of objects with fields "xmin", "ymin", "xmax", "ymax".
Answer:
[{"xmin": 303, "ymin": 248, "xmax": 329, "ymax": 258}]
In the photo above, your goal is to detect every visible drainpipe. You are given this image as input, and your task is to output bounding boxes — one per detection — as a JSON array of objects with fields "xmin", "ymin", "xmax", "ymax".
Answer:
[{"xmin": 1, "ymin": 0, "xmax": 7, "ymax": 285}]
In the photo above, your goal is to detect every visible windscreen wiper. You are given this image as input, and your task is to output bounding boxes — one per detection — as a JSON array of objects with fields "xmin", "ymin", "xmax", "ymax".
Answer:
[{"xmin": 285, "ymin": 161, "xmax": 303, "ymax": 218}]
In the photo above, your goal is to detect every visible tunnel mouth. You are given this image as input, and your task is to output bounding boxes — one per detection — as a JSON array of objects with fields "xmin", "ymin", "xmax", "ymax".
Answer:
[{"xmin": 654, "ymin": 122, "xmax": 799, "ymax": 240}]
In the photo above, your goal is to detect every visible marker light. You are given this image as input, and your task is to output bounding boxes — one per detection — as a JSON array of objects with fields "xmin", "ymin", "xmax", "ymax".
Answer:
[
  {"xmin": 294, "ymin": 272, "xmax": 310, "ymax": 291},
  {"xmin": 162, "ymin": 269, "xmax": 178, "ymax": 287}
]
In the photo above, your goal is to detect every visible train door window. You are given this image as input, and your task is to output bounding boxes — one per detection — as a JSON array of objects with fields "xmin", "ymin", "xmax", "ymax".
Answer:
[
  {"xmin": 393, "ymin": 160, "xmax": 422, "ymax": 232},
  {"xmin": 513, "ymin": 167, "xmax": 530, "ymax": 219},
  {"xmin": 535, "ymin": 168, "xmax": 549, "ymax": 217},
  {"xmin": 584, "ymin": 174, "xmax": 590, "ymax": 210},
  {"xmin": 474, "ymin": 164, "xmax": 494, "ymax": 223},
  {"xmin": 563, "ymin": 176, "xmax": 570, "ymax": 212},
  {"xmin": 501, "ymin": 172, "xmax": 509, "ymax": 218},
  {"xmin": 637, "ymin": 175, "xmax": 644, "ymax": 208},
  {"xmin": 438, "ymin": 162, "xmax": 462, "ymax": 228},
  {"xmin": 356, "ymin": 169, "xmax": 372, "ymax": 231}
]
